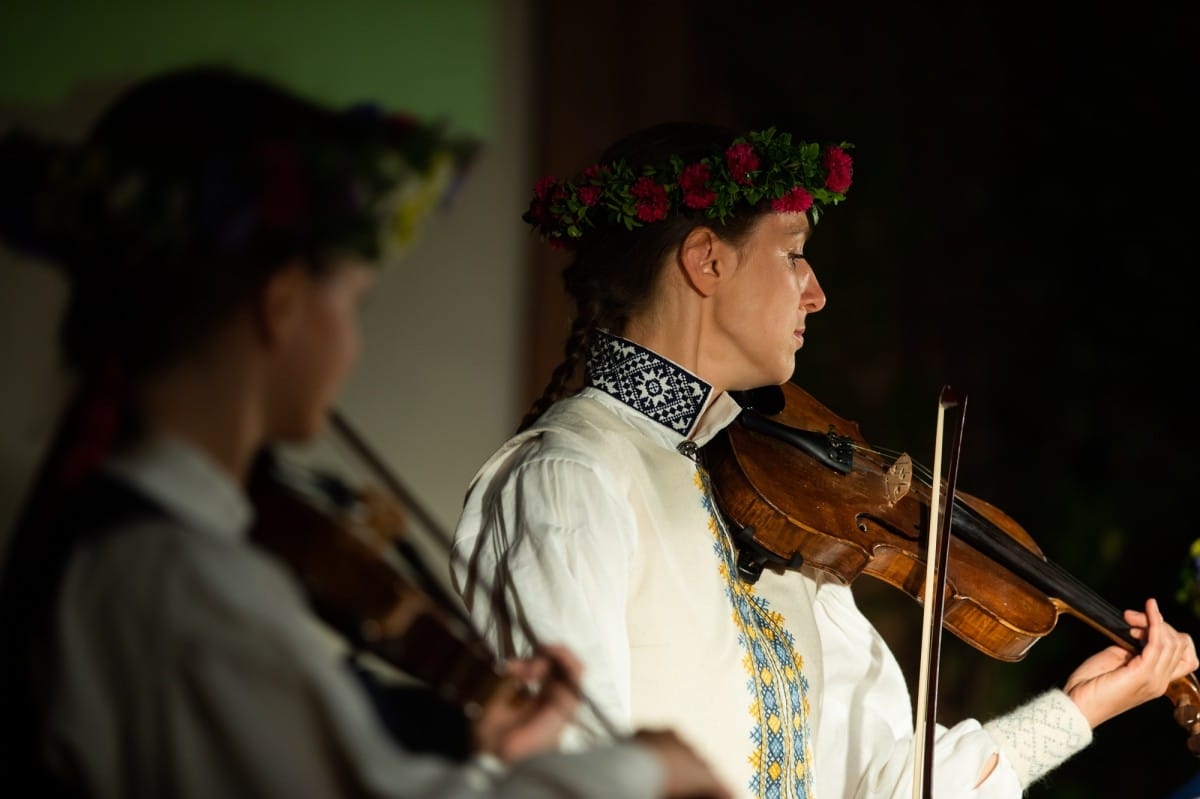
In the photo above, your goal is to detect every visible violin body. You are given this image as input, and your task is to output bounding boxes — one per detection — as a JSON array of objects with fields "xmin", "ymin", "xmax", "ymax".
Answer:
[
  {"xmin": 702, "ymin": 380, "xmax": 1200, "ymax": 753},
  {"xmin": 246, "ymin": 450, "xmax": 511, "ymax": 717},
  {"xmin": 704, "ymin": 382, "xmax": 1056, "ymax": 662}
]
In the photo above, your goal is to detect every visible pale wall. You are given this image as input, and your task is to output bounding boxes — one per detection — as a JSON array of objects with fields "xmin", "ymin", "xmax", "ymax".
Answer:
[{"xmin": 0, "ymin": 1, "xmax": 532, "ymax": 583}]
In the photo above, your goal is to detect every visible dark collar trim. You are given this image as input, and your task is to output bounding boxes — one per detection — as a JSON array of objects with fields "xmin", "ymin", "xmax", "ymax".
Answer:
[{"xmin": 585, "ymin": 331, "xmax": 713, "ymax": 437}]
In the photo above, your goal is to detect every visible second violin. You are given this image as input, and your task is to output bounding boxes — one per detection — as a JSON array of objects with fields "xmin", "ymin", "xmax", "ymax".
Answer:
[{"xmin": 246, "ymin": 447, "xmax": 515, "ymax": 720}]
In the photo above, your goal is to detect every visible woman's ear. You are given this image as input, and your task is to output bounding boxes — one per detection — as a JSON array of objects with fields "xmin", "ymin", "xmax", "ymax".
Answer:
[
  {"xmin": 679, "ymin": 226, "xmax": 722, "ymax": 297},
  {"xmin": 255, "ymin": 259, "xmax": 310, "ymax": 347}
]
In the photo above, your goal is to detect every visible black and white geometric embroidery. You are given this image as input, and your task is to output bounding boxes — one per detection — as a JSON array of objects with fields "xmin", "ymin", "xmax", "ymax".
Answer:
[{"xmin": 586, "ymin": 330, "xmax": 711, "ymax": 436}]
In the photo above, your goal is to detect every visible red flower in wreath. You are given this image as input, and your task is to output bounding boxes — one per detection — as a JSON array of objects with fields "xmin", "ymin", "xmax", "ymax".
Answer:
[
  {"xmin": 527, "ymin": 175, "xmax": 560, "ymax": 224},
  {"xmin": 822, "ymin": 146, "xmax": 853, "ymax": 193},
  {"xmin": 725, "ymin": 142, "xmax": 760, "ymax": 185},
  {"xmin": 257, "ymin": 142, "xmax": 305, "ymax": 227},
  {"xmin": 678, "ymin": 162, "xmax": 716, "ymax": 209},
  {"xmin": 630, "ymin": 176, "xmax": 669, "ymax": 222},
  {"xmin": 771, "ymin": 186, "xmax": 814, "ymax": 214},
  {"xmin": 534, "ymin": 175, "xmax": 559, "ymax": 201}
]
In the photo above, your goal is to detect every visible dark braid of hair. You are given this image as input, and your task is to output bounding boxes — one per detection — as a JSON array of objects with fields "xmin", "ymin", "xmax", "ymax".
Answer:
[
  {"xmin": 518, "ymin": 122, "xmax": 769, "ymax": 431},
  {"xmin": 517, "ymin": 298, "xmax": 601, "ymax": 432}
]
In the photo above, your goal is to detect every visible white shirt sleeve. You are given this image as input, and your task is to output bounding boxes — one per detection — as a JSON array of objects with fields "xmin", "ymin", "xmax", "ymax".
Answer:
[
  {"xmin": 453, "ymin": 443, "xmax": 641, "ymax": 746},
  {"xmin": 46, "ymin": 508, "xmax": 664, "ymax": 799},
  {"xmin": 808, "ymin": 574, "xmax": 1089, "ymax": 799}
]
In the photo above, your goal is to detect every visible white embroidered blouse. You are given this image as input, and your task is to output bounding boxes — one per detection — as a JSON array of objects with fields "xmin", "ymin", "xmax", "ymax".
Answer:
[{"xmin": 451, "ymin": 330, "xmax": 1092, "ymax": 799}]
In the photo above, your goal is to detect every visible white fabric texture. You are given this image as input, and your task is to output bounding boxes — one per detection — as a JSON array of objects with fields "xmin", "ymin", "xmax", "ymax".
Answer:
[
  {"xmin": 451, "ymin": 331, "xmax": 1093, "ymax": 799},
  {"xmin": 42, "ymin": 435, "xmax": 664, "ymax": 799}
]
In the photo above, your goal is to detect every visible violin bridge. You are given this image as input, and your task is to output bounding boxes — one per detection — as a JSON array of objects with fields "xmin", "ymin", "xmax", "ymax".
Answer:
[{"xmin": 884, "ymin": 454, "xmax": 913, "ymax": 504}]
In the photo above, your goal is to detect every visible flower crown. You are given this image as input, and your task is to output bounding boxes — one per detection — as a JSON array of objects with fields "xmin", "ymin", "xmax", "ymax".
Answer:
[
  {"xmin": 523, "ymin": 127, "xmax": 853, "ymax": 250},
  {"xmin": 332, "ymin": 105, "xmax": 479, "ymax": 261},
  {"xmin": 6, "ymin": 104, "xmax": 477, "ymax": 269}
]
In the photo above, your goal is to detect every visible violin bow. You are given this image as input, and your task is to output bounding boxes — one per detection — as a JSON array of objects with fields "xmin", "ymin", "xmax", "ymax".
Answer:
[{"xmin": 912, "ymin": 386, "xmax": 967, "ymax": 799}]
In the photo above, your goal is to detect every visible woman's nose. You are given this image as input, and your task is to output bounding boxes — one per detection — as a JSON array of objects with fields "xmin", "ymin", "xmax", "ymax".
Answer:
[{"xmin": 801, "ymin": 266, "xmax": 826, "ymax": 313}]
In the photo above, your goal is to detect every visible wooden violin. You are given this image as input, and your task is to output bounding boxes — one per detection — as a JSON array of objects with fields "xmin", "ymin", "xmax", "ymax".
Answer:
[
  {"xmin": 246, "ymin": 446, "xmax": 516, "ymax": 720},
  {"xmin": 700, "ymin": 380, "xmax": 1200, "ymax": 754},
  {"xmin": 245, "ymin": 411, "xmax": 621, "ymax": 745}
]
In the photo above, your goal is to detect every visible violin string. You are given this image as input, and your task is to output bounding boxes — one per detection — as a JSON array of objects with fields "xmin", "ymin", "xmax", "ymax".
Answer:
[
  {"xmin": 850, "ymin": 440, "xmax": 1134, "ymax": 647},
  {"xmin": 326, "ymin": 410, "xmax": 624, "ymax": 741}
]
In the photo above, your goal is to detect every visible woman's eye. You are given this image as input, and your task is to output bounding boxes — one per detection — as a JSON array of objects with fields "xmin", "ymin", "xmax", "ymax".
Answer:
[{"xmin": 788, "ymin": 252, "xmax": 807, "ymax": 267}]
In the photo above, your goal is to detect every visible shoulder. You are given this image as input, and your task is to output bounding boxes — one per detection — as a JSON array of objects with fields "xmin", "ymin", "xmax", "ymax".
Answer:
[
  {"xmin": 457, "ymin": 394, "xmax": 652, "ymax": 537},
  {"xmin": 476, "ymin": 393, "xmax": 640, "ymax": 482},
  {"xmin": 65, "ymin": 508, "xmax": 313, "ymax": 657}
]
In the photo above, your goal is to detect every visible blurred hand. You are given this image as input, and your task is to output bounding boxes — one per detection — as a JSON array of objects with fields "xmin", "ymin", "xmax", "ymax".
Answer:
[
  {"xmin": 632, "ymin": 728, "xmax": 734, "ymax": 799},
  {"xmin": 1064, "ymin": 597, "xmax": 1199, "ymax": 728},
  {"xmin": 471, "ymin": 644, "xmax": 582, "ymax": 762},
  {"xmin": 357, "ymin": 485, "xmax": 407, "ymax": 549}
]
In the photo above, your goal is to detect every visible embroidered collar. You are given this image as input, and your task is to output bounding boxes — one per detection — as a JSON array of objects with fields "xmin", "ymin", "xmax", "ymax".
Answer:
[{"xmin": 585, "ymin": 330, "xmax": 713, "ymax": 437}]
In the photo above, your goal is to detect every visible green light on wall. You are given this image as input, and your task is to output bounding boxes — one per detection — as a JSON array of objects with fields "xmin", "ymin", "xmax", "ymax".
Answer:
[{"xmin": 0, "ymin": 0, "xmax": 492, "ymax": 136}]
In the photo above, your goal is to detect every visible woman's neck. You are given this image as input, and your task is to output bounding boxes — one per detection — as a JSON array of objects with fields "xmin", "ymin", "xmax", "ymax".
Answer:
[
  {"xmin": 135, "ymin": 346, "xmax": 265, "ymax": 485},
  {"xmin": 623, "ymin": 299, "xmax": 725, "ymax": 394}
]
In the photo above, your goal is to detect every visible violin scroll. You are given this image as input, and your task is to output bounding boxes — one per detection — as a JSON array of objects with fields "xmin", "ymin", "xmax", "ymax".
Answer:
[{"xmin": 1168, "ymin": 676, "xmax": 1200, "ymax": 755}]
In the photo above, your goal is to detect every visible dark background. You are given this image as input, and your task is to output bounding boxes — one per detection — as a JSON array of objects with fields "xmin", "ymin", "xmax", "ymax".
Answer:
[{"xmin": 529, "ymin": 3, "xmax": 1200, "ymax": 796}]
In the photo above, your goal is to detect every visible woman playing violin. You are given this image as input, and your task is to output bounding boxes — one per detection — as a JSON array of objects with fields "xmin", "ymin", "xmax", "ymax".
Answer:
[
  {"xmin": 449, "ymin": 121, "xmax": 1199, "ymax": 798},
  {"xmin": 0, "ymin": 67, "xmax": 730, "ymax": 799}
]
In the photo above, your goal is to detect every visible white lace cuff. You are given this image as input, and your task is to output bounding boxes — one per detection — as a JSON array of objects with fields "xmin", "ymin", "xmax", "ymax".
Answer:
[{"xmin": 982, "ymin": 688, "xmax": 1092, "ymax": 788}]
